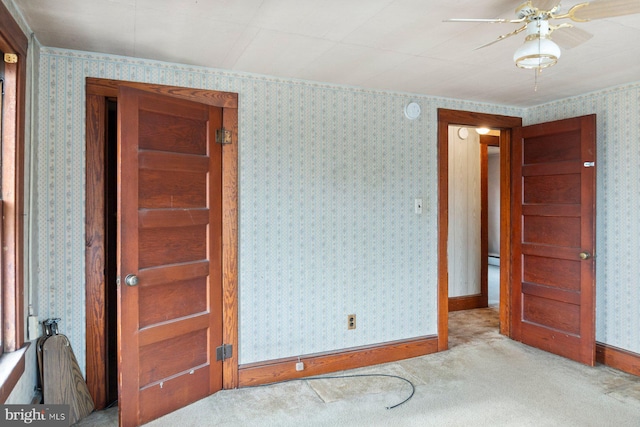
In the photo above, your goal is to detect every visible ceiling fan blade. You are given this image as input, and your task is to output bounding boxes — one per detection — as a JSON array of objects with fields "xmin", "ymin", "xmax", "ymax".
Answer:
[
  {"xmin": 551, "ymin": 26, "xmax": 594, "ymax": 49},
  {"xmin": 443, "ymin": 18, "xmax": 524, "ymax": 24},
  {"xmin": 530, "ymin": 0, "xmax": 560, "ymax": 11},
  {"xmin": 569, "ymin": 0, "xmax": 640, "ymax": 21},
  {"xmin": 473, "ymin": 24, "xmax": 528, "ymax": 50}
]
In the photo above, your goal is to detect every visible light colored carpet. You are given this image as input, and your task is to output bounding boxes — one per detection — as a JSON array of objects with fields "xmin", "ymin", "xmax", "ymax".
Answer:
[{"xmin": 77, "ymin": 308, "xmax": 640, "ymax": 426}]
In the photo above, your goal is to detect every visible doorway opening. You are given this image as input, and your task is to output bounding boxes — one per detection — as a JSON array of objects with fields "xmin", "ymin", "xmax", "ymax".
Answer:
[
  {"xmin": 437, "ymin": 109, "xmax": 522, "ymax": 351},
  {"xmin": 447, "ymin": 126, "xmax": 500, "ymax": 312},
  {"xmin": 85, "ymin": 79, "xmax": 240, "ymax": 413},
  {"xmin": 105, "ymin": 99, "xmax": 118, "ymax": 407},
  {"xmin": 446, "ymin": 125, "xmax": 501, "ymax": 345}
]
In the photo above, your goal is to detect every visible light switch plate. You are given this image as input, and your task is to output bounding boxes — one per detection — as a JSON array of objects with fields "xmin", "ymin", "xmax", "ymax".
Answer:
[{"xmin": 415, "ymin": 198, "xmax": 423, "ymax": 214}]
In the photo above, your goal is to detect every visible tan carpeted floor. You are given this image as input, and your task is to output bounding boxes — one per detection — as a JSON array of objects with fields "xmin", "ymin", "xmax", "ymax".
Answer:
[{"xmin": 77, "ymin": 307, "xmax": 640, "ymax": 426}]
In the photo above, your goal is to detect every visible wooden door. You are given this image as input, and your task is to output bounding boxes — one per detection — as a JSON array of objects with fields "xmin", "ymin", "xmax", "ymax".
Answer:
[
  {"xmin": 511, "ymin": 115, "xmax": 596, "ymax": 365},
  {"xmin": 117, "ymin": 86, "xmax": 224, "ymax": 426}
]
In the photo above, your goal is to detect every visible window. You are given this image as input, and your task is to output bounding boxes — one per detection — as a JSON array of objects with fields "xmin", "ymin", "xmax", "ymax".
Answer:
[
  {"xmin": 0, "ymin": 1, "xmax": 27, "ymax": 402},
  {"xmin": 1, "ymin": 50, "xmax": 5, "ymax": 355},
  {"xmin": 1, "ymin": 36, "xmax": 23, "ymax": 357}
]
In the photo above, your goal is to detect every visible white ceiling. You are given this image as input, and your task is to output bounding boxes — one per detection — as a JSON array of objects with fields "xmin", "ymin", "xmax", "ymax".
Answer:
[{"xmin": 12, "ymin": 0, "xmax": 640, "ymax": 107}]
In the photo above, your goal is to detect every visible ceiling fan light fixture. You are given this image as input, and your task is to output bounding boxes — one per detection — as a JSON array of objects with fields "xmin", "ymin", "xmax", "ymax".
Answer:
[
  {"xmin": 513, "ymin": 36, "xmax": 561, "ymax": 69},
  {"xmin": 513, "ymin": 20, "xmax": 561, "ymax": 70}
]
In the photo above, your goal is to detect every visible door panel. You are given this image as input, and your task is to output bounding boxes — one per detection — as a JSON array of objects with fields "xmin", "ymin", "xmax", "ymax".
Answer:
[
  {"xmin": 523, "ymin": 255, "xmax": 580, "ymax": 290},
  {"xmin": 512, "ymin": 115, "xmax": 596, "ymax": 366},
  {"xmin": 118, "ymin": 86, "xmax": 224, "ymax": 426}
]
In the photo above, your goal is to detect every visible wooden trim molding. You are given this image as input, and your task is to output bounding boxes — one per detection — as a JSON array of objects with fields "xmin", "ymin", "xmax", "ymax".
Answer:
[
  {"xmin": 85, "ymin": 78, "xmax": 237, "ymax": 108},
  {"xmin": 438, "ymin": 109, "xmax": 522, "ymax": 351},
  {"xmin": 1, "ymin": 0, "xmax": 27, "ymax": 355},
  {"xmin": 497, "ymin": 128, "xmax": 513, "ymax": 337},
  {"xmin": 221, "ymin": 106, "xmax": 239, "ymax": 389},
  {"xmin": 596, "ymin": 342, "xmax": 640, "ymax": 377},
  {"xmin": 85, "ymin": 78, "xmax": 239, "ymax": 408},
  {"xmin": 0, "ymin": 0, "xmax": 28, "ymax": 402},
  {"xmin": 238, "ymin": 336, "xmax": 438, "ymax": 387},
  {"xmin": 449, "ymin": 294, "xmax": 485, "ymax": 312},
  {"xmin": 0, "ymin": 2, "xmax": 28, "ymax": 55},
  {"xmin": 85, "ymin": 92, "xmax": 107, "ymax": 408}
]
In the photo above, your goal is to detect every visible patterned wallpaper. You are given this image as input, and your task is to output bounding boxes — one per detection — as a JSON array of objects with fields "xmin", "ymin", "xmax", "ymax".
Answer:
[
  {"xmin": 525, "ymin": 82, "xmax": 640, "ymax": 354},
  {"xmin": 32, "ymin": 47, "xmax": 522, "ymax": 372},
  {"xmin": 25, "ymin": 44, "xmax": 640, "ymax": 384},
  {"xmin": 10, "ymin": 41, "xmax": 638, "ymax": 404},
  {"xmin": 4, "ymin": 0, "xmax": 639, "ymax": 404}
]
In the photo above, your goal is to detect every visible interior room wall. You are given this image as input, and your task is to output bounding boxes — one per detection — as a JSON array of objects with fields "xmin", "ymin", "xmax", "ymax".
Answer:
[
  {"xmin": 7, "ymin": 37, "xmax": 639, "ymax": 403},
  {"xmin": 2, "ymin": 16, "xmax": 636, "ymax": 398},
  {"xmin": 30, "ymin": 47, "xmax": 522, "ymax": 376},
  {"xmin": 31, "ymin": 45, "xmax": 640, "ymax": 375},
  {"xmin": 448, "ymin": 126, "xmax": 481, "ymax": 298},
  {"xmin": 525, "ymin": 81, "xmax": 640, "ymax": 354}
]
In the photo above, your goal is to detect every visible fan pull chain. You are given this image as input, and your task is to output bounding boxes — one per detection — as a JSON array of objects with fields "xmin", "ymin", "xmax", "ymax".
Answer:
[{"xmin": 534, "ymin": 28, "xmax": 542, "ymax": 92}]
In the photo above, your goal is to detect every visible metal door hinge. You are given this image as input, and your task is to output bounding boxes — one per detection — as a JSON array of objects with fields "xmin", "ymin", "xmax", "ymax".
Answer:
[
  {"xmin": 215, "ymin": 128, "xmax": 232, "ymax": 145},
  {"xmin": 216, "ymin": 344, "xmax": 233, "ymax": 362},
  {"xmin": 584, "ymin": 161, "xmax": 595, "ymax": 167},
  {"xmin": 4, "ymin": 53, "xmax": 18, "ymax": 64}
]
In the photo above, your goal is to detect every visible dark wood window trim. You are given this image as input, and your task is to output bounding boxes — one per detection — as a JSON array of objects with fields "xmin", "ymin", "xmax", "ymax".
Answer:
[{"xmin": 0, "ymin": 0, "xmax": 28, "ymax": 403}]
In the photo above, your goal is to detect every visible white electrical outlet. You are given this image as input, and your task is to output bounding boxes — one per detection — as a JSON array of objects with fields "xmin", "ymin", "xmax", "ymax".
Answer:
[
  {"xmin": 296, "ymin": 361, "xmax": 305, "ymax": 371},
  {"xmin": 348, "ymin": 314, "xmax": 356, "ymax": 330}
]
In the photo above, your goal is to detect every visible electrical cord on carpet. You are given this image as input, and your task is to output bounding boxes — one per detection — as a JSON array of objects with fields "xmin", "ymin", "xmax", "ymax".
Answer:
[{"xmin": 248, "ymin": 373, "xmax": 415, "ymax": 410}]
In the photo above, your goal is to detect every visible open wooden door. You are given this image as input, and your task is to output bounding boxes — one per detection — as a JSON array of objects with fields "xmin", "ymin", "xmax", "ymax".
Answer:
[
  {"xmin": 117, "ymin": 86, "xmax": 224, "ymax": 426},
  {"xmin": 511, "ymin": 115, "xmax": 596, "ymax": 365}
]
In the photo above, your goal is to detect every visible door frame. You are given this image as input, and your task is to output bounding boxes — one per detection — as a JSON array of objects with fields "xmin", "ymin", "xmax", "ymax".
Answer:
[
  {"xmin": 437, "ymin": 109, "xmax": 522, "ymax": 351},
  {"xmin": 84, "ymin": 78, "xmax": 239, "ymax": 409}
]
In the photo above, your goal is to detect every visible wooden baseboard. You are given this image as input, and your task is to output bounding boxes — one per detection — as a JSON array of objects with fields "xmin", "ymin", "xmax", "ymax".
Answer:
[
  {"xmin": 449, "ymin": 294, "xmax": 487, "ymax": 312},
  {"xmin": 238, "ymin": 335, "xmax": 438, "ymax": 387},
  {"xmin": 596, "ymin": 342, "xmax": 640, "ymax": 376}
]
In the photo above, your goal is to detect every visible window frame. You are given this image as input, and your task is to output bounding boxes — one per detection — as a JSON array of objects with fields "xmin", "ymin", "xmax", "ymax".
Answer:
[{"xmin": 0, "ymin": 0, "xmax": 28, "ymax": 403}]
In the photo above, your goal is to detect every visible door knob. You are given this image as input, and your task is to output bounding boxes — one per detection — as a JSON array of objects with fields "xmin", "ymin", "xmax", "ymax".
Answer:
[
  {"xmin": 125, "ymin": 274, "xmax": 139, "ymax": 286},
  {"xmin": 579, "ymin": 252, "xmax": 591, "ymax": 260}
]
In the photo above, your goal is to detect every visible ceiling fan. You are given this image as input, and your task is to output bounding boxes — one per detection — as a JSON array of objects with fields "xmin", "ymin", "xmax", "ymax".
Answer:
[{"xmin": 445, "ymin": 0, "xmax": 640, "ymax": 71}]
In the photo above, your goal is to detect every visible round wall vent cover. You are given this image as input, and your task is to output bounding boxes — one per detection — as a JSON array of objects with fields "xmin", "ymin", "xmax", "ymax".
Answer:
[{"xmin": 404, "ymin": 102, "xmax": 421, "ymax": 120}]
